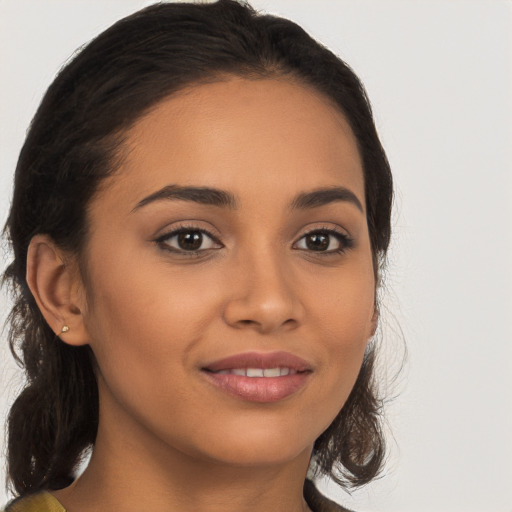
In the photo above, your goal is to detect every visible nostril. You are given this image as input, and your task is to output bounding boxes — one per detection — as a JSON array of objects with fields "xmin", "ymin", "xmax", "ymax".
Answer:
[{"xmin": 222, "ymin": 292, "xmax": 302, "ymax": 333}]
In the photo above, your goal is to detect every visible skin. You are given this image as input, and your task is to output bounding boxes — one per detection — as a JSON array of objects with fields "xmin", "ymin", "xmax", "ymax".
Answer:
[{"xmin": 28, "ymin": 77, "xmax": 376, "ymax": 512}]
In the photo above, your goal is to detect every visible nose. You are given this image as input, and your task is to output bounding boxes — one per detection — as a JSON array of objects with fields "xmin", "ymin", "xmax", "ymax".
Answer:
[{"xmin": 222, "ymin": 251, "xmax": 304, "ymax": 334}]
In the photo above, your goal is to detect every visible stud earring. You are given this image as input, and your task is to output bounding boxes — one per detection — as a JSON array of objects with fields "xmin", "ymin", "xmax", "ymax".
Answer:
[{"xmin": 60, "ymin": 325, "xmax": 70, "ymax": 334}]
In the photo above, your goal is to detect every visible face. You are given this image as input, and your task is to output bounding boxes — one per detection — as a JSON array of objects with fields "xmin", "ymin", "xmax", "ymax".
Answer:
[{"xmin": 76, "ymin": 77, "xmax": 376, "ymax": 468}]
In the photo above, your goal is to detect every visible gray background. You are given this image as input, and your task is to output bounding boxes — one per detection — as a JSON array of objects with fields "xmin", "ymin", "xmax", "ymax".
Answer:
[{"xmin": 1, "ymin": 1, "xmax": 511, "ymax": 511}]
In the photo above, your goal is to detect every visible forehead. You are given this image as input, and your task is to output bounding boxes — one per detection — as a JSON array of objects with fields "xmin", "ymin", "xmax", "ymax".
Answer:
[{"xmin": 97, "ymin": 77, "xmax": 365, "ymax": 211}]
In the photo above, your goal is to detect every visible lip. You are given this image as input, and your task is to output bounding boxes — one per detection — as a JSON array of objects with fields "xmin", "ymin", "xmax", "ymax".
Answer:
[
  {"xmin": 201, "ymin": 351, "xmax": 313, "ymax": 403},
  {"xmin": 203, "ymin": 351, "xmax": 312, "ymax": 372}
]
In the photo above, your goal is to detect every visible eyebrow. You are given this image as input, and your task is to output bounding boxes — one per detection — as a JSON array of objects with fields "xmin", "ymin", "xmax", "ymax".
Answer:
[
  {"xmin": 290, "ymin": 187, "xmax": 364, "ymax": 212},
  {"xmin": 132, "ymin": 185, "xmax": 238, "ymax": 212},
  {"xmin": 132, "ymin": 184, "xmax": 363, "ymax": 213}
]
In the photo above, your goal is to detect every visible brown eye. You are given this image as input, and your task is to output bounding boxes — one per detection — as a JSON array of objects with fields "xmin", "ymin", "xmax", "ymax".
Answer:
[
  {"xmin": 158, "ymin": 228, "xmax": 222, "ymax": 253},
  {"xmin": 177, "ymin": 231, "xmax": 203, "ymax": 250},
  {"xmin": 305, "ymin": 233, "xmax": 329, "ymax": 251},
  {"xmin": 294, "ymin": 229, "xmax": 353, "ymax": 253}
]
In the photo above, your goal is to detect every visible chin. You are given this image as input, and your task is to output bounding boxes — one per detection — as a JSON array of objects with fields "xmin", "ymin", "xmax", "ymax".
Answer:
[
  {"xmin": 207, "ymin": 442, "xmax": 311, "ymax": 469},
  {"xmin": 182, "ymin": 421, "xmax": 317, "ymax": 468}
]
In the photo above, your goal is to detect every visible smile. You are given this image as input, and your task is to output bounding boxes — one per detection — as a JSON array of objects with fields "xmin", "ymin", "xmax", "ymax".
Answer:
[
  {"xmin": 212, "ymin": 367, "xmax": 298, "ymax": 377},
  {"xmin": 201, "ymin": 351, "xmax": 312, "ymax": 402}
]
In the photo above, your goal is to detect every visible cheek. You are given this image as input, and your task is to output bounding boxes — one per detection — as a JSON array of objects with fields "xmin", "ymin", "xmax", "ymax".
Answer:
[
  {"xmin": 314, "ymin": 255, "xmax": 375, "ymax": 340},
  {"xmin": 311, "ymin": 261, "xmax": 375, "ymax": 401},
  {"xmin": 81, "ymin": 246, "xmax": 224, "ymax": 380},
  {"xmin": 79, "ymin": 252, "xmax": 219, "ymax": 435}
]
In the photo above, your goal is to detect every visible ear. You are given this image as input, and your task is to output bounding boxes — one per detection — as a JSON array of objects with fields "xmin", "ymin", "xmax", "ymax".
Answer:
[{"xmin": 26, "ymin": 234, "xmax": 89, "ymax": 346}]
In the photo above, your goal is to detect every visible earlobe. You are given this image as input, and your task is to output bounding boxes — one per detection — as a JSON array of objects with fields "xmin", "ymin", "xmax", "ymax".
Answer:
[{"xmin": 26, "ymin": 235, "xmax": 89, "ymax": 346}]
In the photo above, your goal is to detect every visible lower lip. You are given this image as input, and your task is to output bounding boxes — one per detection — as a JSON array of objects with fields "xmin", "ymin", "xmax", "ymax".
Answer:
[{"xmin": 202, "ymin": 371, "xmax": 310, "ymax": 403}]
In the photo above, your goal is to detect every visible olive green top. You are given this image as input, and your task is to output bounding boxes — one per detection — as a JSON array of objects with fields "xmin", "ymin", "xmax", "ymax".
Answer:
[
  {"xmin": 4, "ymin": 479, "xmax": 353, "ymax": 512},
  {"xmin": 4, "ymin": 492, "xmax": 65, "ymax": 512}
]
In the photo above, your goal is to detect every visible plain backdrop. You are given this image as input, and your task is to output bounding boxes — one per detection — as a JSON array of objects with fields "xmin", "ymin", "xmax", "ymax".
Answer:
[{"xmin": 1, "ymin": 1, "xmax": 511, "ymax": 511}]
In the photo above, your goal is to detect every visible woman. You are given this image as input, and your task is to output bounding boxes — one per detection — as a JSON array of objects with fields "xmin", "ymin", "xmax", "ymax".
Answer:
[{"xmin": 2, "ymin": 1, "xmax": 392, "ymax": 511}]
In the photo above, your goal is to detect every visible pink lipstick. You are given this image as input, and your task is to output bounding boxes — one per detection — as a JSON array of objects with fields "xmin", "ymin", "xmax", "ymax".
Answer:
[{"xmin": 201, "ymin": 351, "xmax": 312, "ymax": 403}]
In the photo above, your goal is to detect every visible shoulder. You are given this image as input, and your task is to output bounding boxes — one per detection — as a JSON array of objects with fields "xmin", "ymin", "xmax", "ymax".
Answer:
[
  {"xmin": 304, "ymin": 479, "xmax": 356, "ymax": 512},
  {"xmin": 3, "ymin": 492, "xmax": 66, "ymax": 512}
]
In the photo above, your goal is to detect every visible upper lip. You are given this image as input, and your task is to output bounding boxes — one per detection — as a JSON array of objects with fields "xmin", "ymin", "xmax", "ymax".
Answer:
[{"xmin": 202, "ymin": 351, "xmax": 313, "ymax": 373}]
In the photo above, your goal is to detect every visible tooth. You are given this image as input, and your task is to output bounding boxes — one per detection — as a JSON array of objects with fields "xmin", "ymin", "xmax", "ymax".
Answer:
[
  {"xmin": 263, "ymin": 368, "xmax": 280, "ymax": 377},
  {"xmin": 280, "ymin": 368, "xmax": 290, "ymax": 376},
  {"xmin": 289, "ymin": 369, "xmax": 297, "ymax": 375},
  {"xmin": 246, "ymin": 368, "xmax": 264, "ymax": 377},
  {"xmin": 232, "ymin": 369, "xmax": 245, "ymax": 376},
  {"xmin": 217, "ymin": 370, "xmax": 230, "ymax": 374}
]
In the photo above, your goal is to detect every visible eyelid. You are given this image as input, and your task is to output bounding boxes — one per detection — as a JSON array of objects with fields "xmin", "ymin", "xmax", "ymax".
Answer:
[
  {"xmin": 154, "ymin": 222, "xmax": 224, "ymax": 254},
  {"xmin": 293, "ymin": 225, "xmax": 354, "ymax": 253},
  {"xmin": 153, "ymin": 220, "xmax": 222, "ymax": 242},
  {"xmin": 153, "ymin": 221, "xmax": 353, "ymax": 256}
]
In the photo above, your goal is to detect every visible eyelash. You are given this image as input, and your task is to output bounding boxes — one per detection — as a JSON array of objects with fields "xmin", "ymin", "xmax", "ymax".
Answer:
[
  {"xmin": 296, "ymin": 227, "xmax": 354, "ymax": 255},
  {"xmin": 155, "ymin": 225, "xmax": 354, "ymax": 256},
  {"xmin": 155, "ymin": 225, "xmax": 223, "ymax": 256}
]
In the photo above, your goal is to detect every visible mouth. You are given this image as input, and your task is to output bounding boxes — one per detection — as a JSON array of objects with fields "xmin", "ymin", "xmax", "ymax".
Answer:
[
  {"xmin": 207, "ymin": 367, "xmax": 300, "ymax": 377},
  {"xmin": 201, "ymin": 351, "xmax": 312, "ymax": 403}
]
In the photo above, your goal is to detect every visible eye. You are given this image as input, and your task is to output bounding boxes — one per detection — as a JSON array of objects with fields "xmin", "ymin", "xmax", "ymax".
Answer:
[
  {"xmin": 294, "ymin": 229, "xmax": 353, "ymax": 254},
  {"xmin": 156, "ymin": 228, "xmax": 222, "ymax": 253}
]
